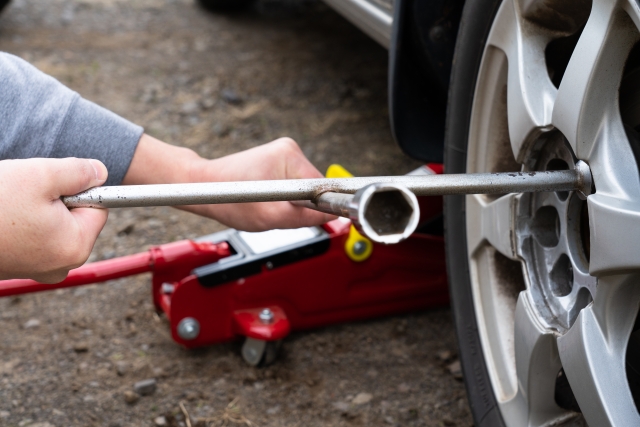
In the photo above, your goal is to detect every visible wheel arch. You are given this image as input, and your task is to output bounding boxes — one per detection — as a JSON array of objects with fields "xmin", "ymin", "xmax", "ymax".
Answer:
[{"xmin": 388, "ymin": 0, "xmax": 464, "ymax": 163}]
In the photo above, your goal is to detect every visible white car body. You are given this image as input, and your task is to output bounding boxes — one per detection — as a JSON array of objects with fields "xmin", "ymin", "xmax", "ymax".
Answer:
[{"xmin": 322, "ymin": 0, "xmax": 394, "ymax": 48}]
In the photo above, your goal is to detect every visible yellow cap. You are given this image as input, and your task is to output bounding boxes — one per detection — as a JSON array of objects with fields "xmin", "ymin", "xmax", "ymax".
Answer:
[
  {"xmin": 325, "ymin": 165, "xmax": 373, "ymax": 261},
  {"xmin": 326, "ymin": 164, "xmax": 354, "ymax": 178}
]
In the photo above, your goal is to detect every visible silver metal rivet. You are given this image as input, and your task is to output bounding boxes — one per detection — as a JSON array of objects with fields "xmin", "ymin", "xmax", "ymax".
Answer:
[
  {"xmin": 353, "ymin": 241, "xmax": 368, "ymax": 255},
  {"xmin": 177, "ymin": 317, "xmax": 200, "ymax": 340},
  {"xmin": 259, "ymin": 308, "xmax": 274, "ymax": 324}
]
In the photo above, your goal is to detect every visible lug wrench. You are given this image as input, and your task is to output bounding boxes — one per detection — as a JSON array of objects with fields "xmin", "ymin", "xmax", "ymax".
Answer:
[{"xmin": 63, "ymin": 160, "xmax": 592, "ymax": 243}]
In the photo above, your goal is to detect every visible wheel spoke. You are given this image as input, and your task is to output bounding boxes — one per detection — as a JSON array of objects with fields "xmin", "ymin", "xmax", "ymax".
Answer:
[
  {"xmin": 557, "ymin": 274, "xmax": 640, "ymax": 426},
  {"xmin": 552, "ymin": 0, "xmax": 640, "ymax": 197},
  {"xmin": 588, "ymin": 194, "xmax": 640, "ymax": 275},
  {"xmin": 501, "ymin": 291, "xmax": 571, "ymax": 426},
  {"xmin": 623, "ymin": 0, "xmax": 640, "ymax": 33},
  {"xmin": 466, "ymin": 194, "xmax": 517, "ymax": 259},
  {"xmin": 486, "ymin": 0, "xmax": 556, "ymax": 162}
]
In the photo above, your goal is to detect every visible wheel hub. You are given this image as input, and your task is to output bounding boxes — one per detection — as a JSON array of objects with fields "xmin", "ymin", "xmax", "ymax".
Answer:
[{"xmin": 515, "ymin": 134, "xmax": 596, "ymax": 332}]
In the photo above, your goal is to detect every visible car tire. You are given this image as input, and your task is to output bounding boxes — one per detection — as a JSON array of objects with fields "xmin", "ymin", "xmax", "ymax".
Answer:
[{"xmin": 444, "ymin": 0, "xmax": 506, "ymax": 424}]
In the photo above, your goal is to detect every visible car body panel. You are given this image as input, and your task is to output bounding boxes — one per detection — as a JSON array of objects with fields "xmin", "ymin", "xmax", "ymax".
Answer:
[{"xmin": 321, "ymin": 0, "xmax": 394, "ymax": 48}]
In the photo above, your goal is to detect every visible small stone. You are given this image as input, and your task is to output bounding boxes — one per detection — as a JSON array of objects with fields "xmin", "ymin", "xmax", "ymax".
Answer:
[
  {"xmin": 141, "ymin": 84, "xmax": 161, "ymax": 103},
  {"xmin": 89, "ymin": 381, "xmax": 99, "ymax": 388},
  {"xmin": 133, "ymin": 378, "xmax": 157, "ymax": 396},
  {"xmin": 332, "ymin": 401, "xmax": 350, "ymax": 413},
  {"xmin": 352, "ymin": 392, "xmax": 373, "ymax": 405},
  {"xmin": 83, "ymin": 395, "xmax": 95, "ymax": 402},
  {"xmin": 201, "ymin": 97, "xmax": 215, "ymax": 109},
  {"xmin": 52, "ymin": 409, "xmax": 65, "ymax": 416},
  {"xmin": 212, "ymin": 122, "xmax": 230, "ymax": 137},
  {"xmin": 23, "ymin": 319, "xmax": 40, "ymax": 329},
  {"xmin": 243, "ymin": 370, "xmax": 258, "ymax": 383},
  {"xmin": 116, "ymin": 361, "xmax": 129, "ymax": 376},
  {"xmin": 181, "ymin": 101, "xmax": 200, "ymax": 115},
  {"xmin": 397, "ymin": 383, "xmax": 411, "ymax": 393},
  {"xmin": 437, "ymin": 350, "xmax": 453, "ymax": 362},
  {"xmin": 266, "ymin": 405, "xmax": 280, "ymax": 415},
  {"xmin": 29, "ymin": 423, "xmax": 55, "ymax": 427},
  {"xmin": 0, "ymin": 411, "xmax": 9, "ymax": 418},
  {"xmin": 73, "ymin": 342, "xmax": 89, "ymax": 353},
  {"xmin": 123, "ymin": 390, "xmax": 139, "ymax": 404},
  {"xmin": 183, "ymin": 390, "xmax": 200, "ymax": 401},
  {"xmin": 448, "ymin": 360, "xmax": 463, "ymax": 380},
  {"xmin": 146, "ymin": 219, "xmax": 162, "ymax": 229},
  {"xmin": 154, "ymin": 416, "xmax": 167, "ymax": 426},
  {"xmin": 153, "ymin": 366, "xmax": 168, "ymax": 378},
  {"xmin": 118, "ymin": 224, "xmax": 135, "ymax": 236},
  {"xmin": 221, "ymin": 88, "xmax": 243, "ymax": 105}
]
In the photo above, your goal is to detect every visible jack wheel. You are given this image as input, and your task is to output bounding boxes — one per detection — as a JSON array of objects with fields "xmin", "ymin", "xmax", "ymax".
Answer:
[{"xmin": 241, "ymin": 337, "xmax": 281, "ymax": 367}]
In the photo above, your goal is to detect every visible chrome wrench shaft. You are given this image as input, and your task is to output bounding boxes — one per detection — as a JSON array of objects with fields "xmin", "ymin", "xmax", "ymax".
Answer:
[{"xmin": 62, "ymin": 161, "xmax": 592, "ymax": 209}]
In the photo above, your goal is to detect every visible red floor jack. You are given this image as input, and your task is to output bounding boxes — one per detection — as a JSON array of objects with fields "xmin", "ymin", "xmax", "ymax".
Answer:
[{"xmin": 0, "ymin": 165, "xmax": 449, "ymax": 366}]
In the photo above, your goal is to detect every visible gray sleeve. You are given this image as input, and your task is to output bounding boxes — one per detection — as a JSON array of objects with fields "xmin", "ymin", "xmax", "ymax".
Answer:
[{"xmin": 0, "ymin": 52, "xmax": 143, "ymax": 186}]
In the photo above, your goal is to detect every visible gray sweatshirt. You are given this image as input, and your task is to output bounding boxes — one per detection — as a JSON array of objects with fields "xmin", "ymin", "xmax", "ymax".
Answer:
[{"xmin": 0, "ymin": 52, "xmax": 142, "ymax": 186}]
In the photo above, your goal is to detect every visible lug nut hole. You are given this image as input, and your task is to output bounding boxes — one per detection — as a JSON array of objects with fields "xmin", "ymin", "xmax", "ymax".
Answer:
[
  {"xmin": 550, "ymin": 254, "xmax": 574, "ymax": 297},
  {"xmin": 532, "ymin": 205, "xmax": 561, "ymax": 247}
]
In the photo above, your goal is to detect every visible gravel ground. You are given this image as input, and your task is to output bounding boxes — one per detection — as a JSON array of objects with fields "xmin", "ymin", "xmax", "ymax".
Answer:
[{"xmin": 0, "ymin": 1, "xmax": 472, "ymax": 426}]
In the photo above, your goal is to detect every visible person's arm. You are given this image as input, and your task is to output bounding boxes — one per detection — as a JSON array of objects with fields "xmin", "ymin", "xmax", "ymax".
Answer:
[
  {"xmin": 0, "ymin": 52, "xmax": 142, "ymax": 186},
  {"xmin": 0, "ymin": 52, "xmax": 141, "ymax": 281},
  {"xmin": 0, "ymin": 52, "xmax": 330, "ymax": 282},
  {"xmin": 122, "ymin": 134, "xmax": 335, "ymax": 231}
]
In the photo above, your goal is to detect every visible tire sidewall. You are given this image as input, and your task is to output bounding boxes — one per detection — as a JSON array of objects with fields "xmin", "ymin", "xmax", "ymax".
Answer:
[{"xmin": 444, "ymin": 0, "xmax": 507, "ymax": 425}]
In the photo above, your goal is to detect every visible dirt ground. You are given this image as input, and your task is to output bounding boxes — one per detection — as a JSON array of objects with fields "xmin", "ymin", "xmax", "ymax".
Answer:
[{"xmin": 0, "ymin": 1, "xmax": 472, "ymax": 426}]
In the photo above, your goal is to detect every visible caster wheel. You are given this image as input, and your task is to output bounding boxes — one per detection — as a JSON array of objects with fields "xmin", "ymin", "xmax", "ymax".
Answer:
[
  {"xmin": 241, "ymin": 337, "xmax": 281, "ymax": 367},
  {"xmin": 196, "ymin": 0, "xmax": 255, "ymax": 12}
]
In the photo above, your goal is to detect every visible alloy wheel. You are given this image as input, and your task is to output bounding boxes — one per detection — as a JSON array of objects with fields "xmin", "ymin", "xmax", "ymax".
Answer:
[{"xmin": 463, "ymin": 0, "xmax": 640, "ymax": 425}]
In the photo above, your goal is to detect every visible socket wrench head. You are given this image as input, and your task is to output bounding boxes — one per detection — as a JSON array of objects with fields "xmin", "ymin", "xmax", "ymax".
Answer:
[{"xmin": 349, "ymin": 183, "xmax": 420, "ymax": 244}]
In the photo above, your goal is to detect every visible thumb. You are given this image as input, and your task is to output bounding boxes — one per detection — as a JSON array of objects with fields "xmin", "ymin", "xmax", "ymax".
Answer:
[
  {"xmin": 48, "ymin": 158, "xmax": 109, "ymax": 197},
  {"xmin": 69, "ymin": 207, "xmax": 109, "ymax": 261}
]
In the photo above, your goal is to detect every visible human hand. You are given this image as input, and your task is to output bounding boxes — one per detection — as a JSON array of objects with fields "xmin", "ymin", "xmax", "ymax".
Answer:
[
  {"xmin": 0, "ymin": 158, "xmax": 109, "ymax": 283},
  {"xmin": 122, "ymin": 135, "xmax": 334, "ymax": 231},
  {"xmin": 185, "ymin": 138, "xmax": 336, "ymax": 231}
]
